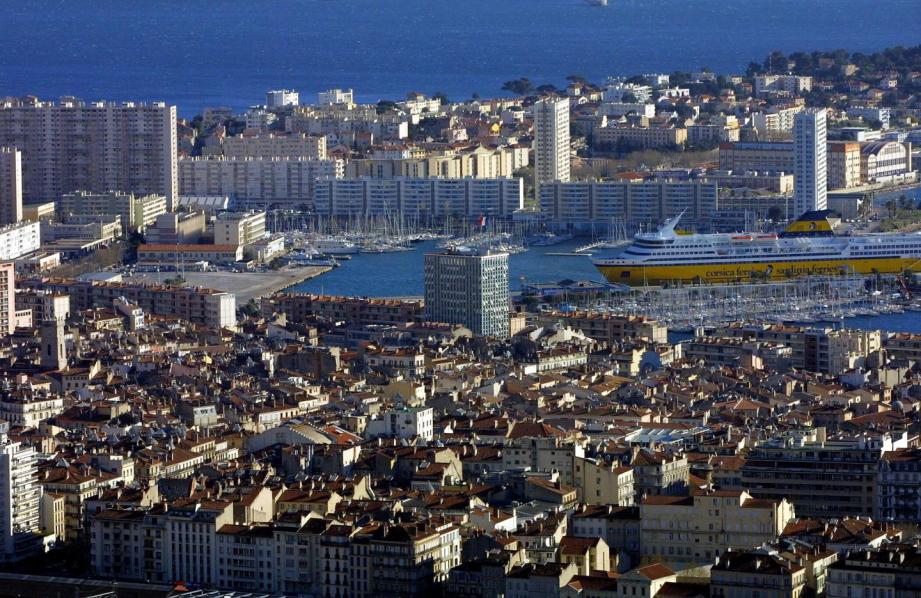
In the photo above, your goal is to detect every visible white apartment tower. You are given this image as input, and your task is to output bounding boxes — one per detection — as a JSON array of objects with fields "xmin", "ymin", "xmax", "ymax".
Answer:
[
  {"xmin": 0, "ymin": 98, "xmax": 178, "ymax": 209},
  {"xmin": 0, "ymin": 263, "xmax": 14, "ymax": 337},
  {"xmin": 424, "ymin": 250, "xmax": 509, "ymax": 338},
  {"xmin": 793, "ymin": 108, "xmax": 828, "ymax": 216},
  {"xmin": 0, "ymin": 421, "xmax": 43, "ymax": 561},
  {"xmin": 0, "ymin": 148, "xmax": 22, "ymax": 226},
  {"xmin": 533, "ymin": 97, "xmax": 571, "ymax": 196},
  {"xmin": 266, "ymin": 89, "xmax": 299, "ymax": 108}
]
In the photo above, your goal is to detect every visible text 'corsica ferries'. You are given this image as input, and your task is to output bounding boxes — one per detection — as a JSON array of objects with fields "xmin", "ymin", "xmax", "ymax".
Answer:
[{"xmin": 593, "ymin": 210, "xmax": 921, "ymax": 286}]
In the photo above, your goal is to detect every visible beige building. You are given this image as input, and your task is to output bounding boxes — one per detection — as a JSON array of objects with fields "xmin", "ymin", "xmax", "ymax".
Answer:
[
  {"xmin": 22, "ymin": 202, "xmax": 55, "ymax": 223},
  {"xmin": 574, "ymin": 457, "xmax": 634, "ymax": 506},
  {"xmin": 0, "ymin": 98, "xmax": 178, "ymax": 209},
  {"xmin": 347, "ymin": 145, "xmax": 528, "ymax": 180},
  {"xmin": 214, "ymin": 211, "xmax": 267, "ymax": 246},
  {"xmin": 0, "ymin": 147, "xmax": 22, "ymax": 225},
  {"xmin": 639, "ymin": 490, "xmax": 795, "ymax": 568},
  {"xmin": 220, "ymin": 132, "xmax": 327, "ymax": 160},
  {"xmin": 595, "ymin": 125, "xmax": 687, "ymax": 150},
  {"xmin": 59, "ymin": 190, "xmax": 167, "ymax": 233},
  {"xmin": 827, "ymin": 142, "xmax": 862, "ymax": 189}
]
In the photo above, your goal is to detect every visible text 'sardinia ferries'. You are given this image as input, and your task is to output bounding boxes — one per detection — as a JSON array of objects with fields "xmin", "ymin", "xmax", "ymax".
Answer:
[{"xmin": 593, "ymin": 210, "xmax": 921, "ymax": 286}]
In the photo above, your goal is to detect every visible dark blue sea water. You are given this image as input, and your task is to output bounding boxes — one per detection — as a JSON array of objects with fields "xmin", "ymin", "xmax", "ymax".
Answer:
[{"xmin": 2, "ymin": 0, "xmax": 919, "ymax": 116}]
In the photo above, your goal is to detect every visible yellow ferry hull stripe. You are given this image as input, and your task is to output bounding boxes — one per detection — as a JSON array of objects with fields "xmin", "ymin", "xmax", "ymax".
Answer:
[{"xmin": 596, "ymin": 257, "xmax": 921, "ymax": 286}]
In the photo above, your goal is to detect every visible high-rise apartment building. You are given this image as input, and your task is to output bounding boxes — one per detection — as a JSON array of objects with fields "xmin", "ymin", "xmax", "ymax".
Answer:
[
  {"xmin": 424, "ymin": 250, "xmax": 509, "ymax": 338},
  {"xmin": 0, "ymin": 263, "xmax": 15, "ymax": 337},
  {"xmin": 0, "ymin": 421, "xmax": 44, "ymax": 561},
  {"xmin": 533, "ymin": 97, "xmax": 570, "ymax": 196},
  {"xmin": 793, "ymin": 108, "xmax": 827, "ymax": 215},
  {"xmin": 0, "ymin": 148, "xmax": 22, "ymax": 226},
  {"xmin": 0, "ymin": 98, "xmax": 178, "ymax": 209}
]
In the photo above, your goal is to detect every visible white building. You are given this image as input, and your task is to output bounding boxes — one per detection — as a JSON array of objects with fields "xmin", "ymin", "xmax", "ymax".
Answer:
[
  {"xmin": 178, "ymin": 156, "xmax": 343, "ymax": 210},
  {"xmin": 266, "ymin": 89, "xmax": 299, "ymax": 109},
  {"xmin": 314, "ymin": 177, "xmax": 523, "ymax": 219},
  {"xmin": 0, "ymin": 148, "xmax": 22, "ymax": 226},
  {"xmin": 533, "ymin": 97, "xmax": 571, "ymax": 195},
  {"xmin": 754, "ymin": 75, "xmax": 812, "ymax": 96},
  {"xmin": 317, "ymin": 88, "xmax": 354, "ymax": 106},
  {"xmin": 0, "ymin": 221, "xmax": 40, "ymax": 261},
  {"xmin": 365, "ymin": 406, "xmax": 434, "ymax": 441},
  {"xmin": 0, "ymin": 98, "xmax": 178, "ymax": 209},
  {"xmin": 793, "ymin": 108, "xmax": 828, "ymax": 216},
  {"xmin": 539, "ymin": 180, "xmax": 719, "ymax": 232},
  {"xmin": 245, "ymin": 106, "xmax": 277, "ymax": 130},
  {"xmin": 0, "ymin": 422, "xmax": 45, "ymax": 561},
  {"xmin": 424, "ymin": 250, "xmax": 509, "ymax": 338}
]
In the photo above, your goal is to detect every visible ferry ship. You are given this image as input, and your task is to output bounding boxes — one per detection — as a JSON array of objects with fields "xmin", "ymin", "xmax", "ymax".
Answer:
[{"xmin": 593, "ymin": 210, "xmax": 921, "ymax": 286}]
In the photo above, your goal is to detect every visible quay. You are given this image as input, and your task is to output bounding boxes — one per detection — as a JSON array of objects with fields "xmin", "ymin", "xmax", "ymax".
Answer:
[{"xmin": 125, "ymin": 265, "xmax": 331, "ymax": 305}]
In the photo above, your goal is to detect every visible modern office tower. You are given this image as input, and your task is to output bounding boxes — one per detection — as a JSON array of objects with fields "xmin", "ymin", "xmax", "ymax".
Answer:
[
  {"xmin": 0, "ymin": 148, "xmax": 22, "ymax": 225},
  {"xmin": 40, "ymin": 314, "xmax": 67, "ymax": 371},
  {"xmin": 424, "ymin": 250, "xmax": 509, "ymax": 338},
  {"xmin": 533, "ymin": 97, "xmax": 571, "ymax": 196},
  {"xmin": 266, "ymin": 89, "xmax": 299, "ymax": 108},
  {"xmin": 793, "ymin": 108, "xmax": 827, "ymax": 216},
  {"xmin": 58, "ymin": 190, "xmax": 167, "ymax": 233},
  {"xmin": 0, "ymin": 98, "xmax": 178, "ymax": 209},
  {"xmin": 0, "ymin": 420, "xmax": 43, "ymax": 561},
  {"xmin": 0, "ymin": 263, "xmax": 14, "ymax": 336}
]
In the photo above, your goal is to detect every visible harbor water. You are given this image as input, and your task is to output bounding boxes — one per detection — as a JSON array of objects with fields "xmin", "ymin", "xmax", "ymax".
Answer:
[{"xmin": 289, "ymin": 240, "xmax": 921, "ymax": 335}]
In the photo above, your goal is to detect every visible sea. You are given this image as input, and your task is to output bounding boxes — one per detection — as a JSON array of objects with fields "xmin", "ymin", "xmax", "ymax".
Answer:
[
  {"xmin": 290, "ymin": 240, "xmax": 921, "ymax": 335},
  {"xmin": 2, "ymin": 0, "xmax": 920, "ymax": 116}
]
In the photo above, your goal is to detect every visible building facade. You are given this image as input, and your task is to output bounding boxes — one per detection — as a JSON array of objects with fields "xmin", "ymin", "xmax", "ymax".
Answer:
[
  {"xmin": 0, "ymin": 98, "xmax": 178, "ymax": 208},
  {"xmin": 533, "ymin": 98, "xmax": 571, "ymax": 196},
  {"xmin": 539, "ymin": 180, "xmax": 718, "ymax": 232},
  {"xmin": 0, "ymin": 148, "xmax": 22, "ymax": 226},
  {"xmin": 314, "ymin": 177, "xmax": 523, "ymax": 220},
  {"xmin": 793, "ymin": 109, "xmax": 828, "ymax": 215},
  {"xmin": 424, "ymin": 250, "xmax": 509, "ymax": 338},
  {"xmin": 178, "ymin": 156, "xmax": 343, "ymax": 210}
]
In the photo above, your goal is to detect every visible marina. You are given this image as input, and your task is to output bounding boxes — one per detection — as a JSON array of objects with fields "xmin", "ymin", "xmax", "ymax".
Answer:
[{"xmin": 288, "ymin": 237, "xmax": 921, "ymax": 334}]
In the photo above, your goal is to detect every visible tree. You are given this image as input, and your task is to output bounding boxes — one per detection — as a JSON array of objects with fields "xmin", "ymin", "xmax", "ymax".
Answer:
[
  {"xmin": 625, "ymin": 75, "xmax": 648, "ymax": 86},
  {"xmin": 376, "ymin": 100, "xmax": 398, "ymax": 115},
  {"xmin": 566, "ymin": 74, "xmax": 587, "ymax": 84},
  {"xmin": 767, "ymin": 205, "xmax": 785, "ymax": 222},
  {"xmin": 536, "ymin": 84, "xmax": 558, "ymax": 95},
  {"xmin": 621, "ymin": 91, "xmax": 639, "ymax": 104},
  {"xmin": 432, "ymin": 91, "xmax": 450, "ymax": 104},
  {"xmin": 501, "ymin": 78, "xmax": 534, "ymax": 96}
]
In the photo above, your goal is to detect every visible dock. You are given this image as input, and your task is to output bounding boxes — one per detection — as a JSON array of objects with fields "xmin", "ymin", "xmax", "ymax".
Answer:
[{"xmin": 125, "ymin": 266, "xmax": 331, "ymax": 305}]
